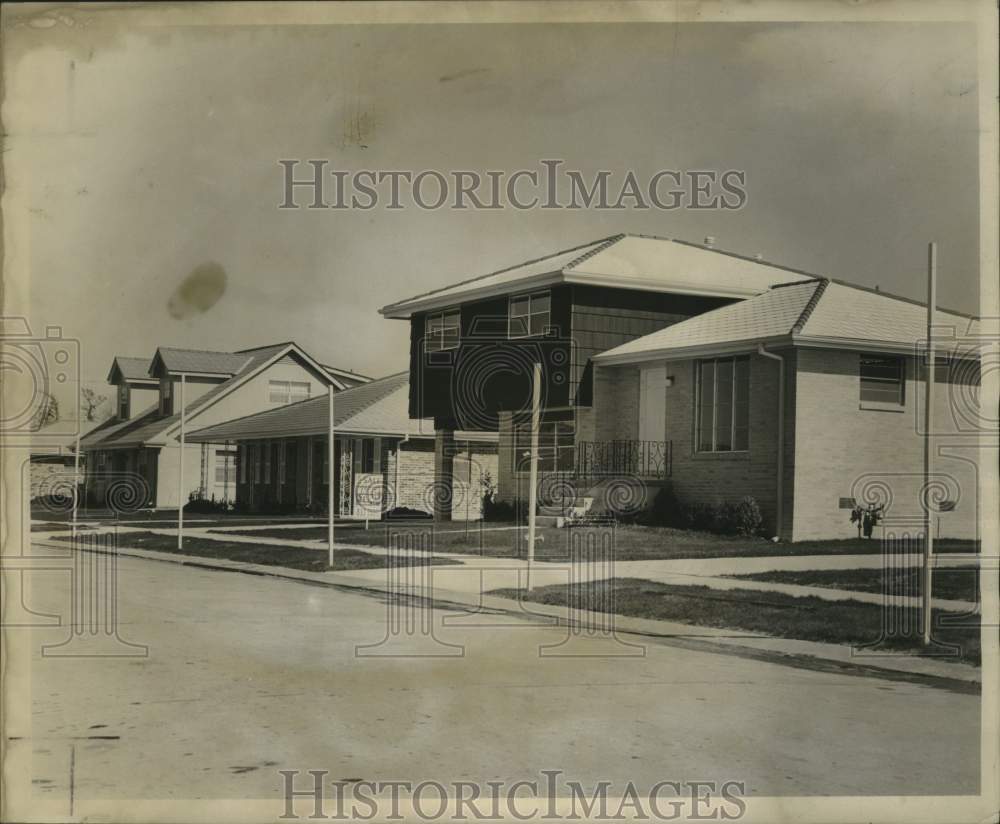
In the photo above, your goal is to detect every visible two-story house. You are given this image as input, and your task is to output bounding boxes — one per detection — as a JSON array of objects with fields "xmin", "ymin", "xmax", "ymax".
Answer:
[
  {"xmin": 380, "ymin": 233, "xmax": 983, "ymax": 540},
  {"xmin": 80, "ymin": 342, "xmax": 369, "ymax": 509}
]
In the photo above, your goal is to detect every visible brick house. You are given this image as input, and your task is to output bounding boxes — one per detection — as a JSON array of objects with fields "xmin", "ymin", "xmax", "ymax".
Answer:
[
  {"xmin": 380, "ymin": 233, "xmax": 982, "ymax": 539},
  {"xmin": 80, "ymin": 342, "xmax": 369, "ymax": 508},
  {"xmin": 185, "ymin": 372, "xmax": 499, "ymax": 520}
]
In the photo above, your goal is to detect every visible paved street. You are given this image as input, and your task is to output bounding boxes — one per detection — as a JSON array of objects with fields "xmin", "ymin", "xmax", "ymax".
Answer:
[{"xmin": 8, "ymin": 552, "xmax": 980, "ymax": 811}]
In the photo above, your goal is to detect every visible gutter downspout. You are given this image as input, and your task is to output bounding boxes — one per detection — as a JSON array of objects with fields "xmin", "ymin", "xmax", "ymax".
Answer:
[{"xmin": 757, "ymin": 344, "xmax": 785, "ymax": 541}]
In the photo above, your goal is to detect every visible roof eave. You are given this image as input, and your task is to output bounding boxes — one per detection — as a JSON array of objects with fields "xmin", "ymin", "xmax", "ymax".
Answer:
[
  {"xmin": 594, "ymin": 335, "xmax": 793, "ymax": 366},
  {"xmin": 562, "ymin": 272, "xmax": 768, "ymax": 300},
  {"xmin": 379, "ymin": 271, "xmax": 564, "ymax": 319}
]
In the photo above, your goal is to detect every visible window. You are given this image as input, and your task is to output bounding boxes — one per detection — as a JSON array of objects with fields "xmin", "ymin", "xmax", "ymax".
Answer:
[
  {"xmin": 513, "ymin": 419, "xmax": 575, "ymax": 472},
  {"xmin": 263, "ymin": 441, "xmax": 272, "ymax": 484},
  {"xmin": 239, "ymin": 445, "xmax": 247, "ymax": 484},
  {"xmin": 269, "ymin": 380, "xmax": 311, "ymax": 405},
  {"xmin": 118, "ymin": 384, "xmax": 129, "ymax": 419},
  {"xmin": 321, "ymin": 440, "xmax": 329, "ymax": 484},
  {"xmin": 361, "ymin": 438, "xmax": 376, "ymax": 473},
  {"xmin": 860, "ymin": 354, "xmax": 904, "ymax": 407},
  {"xmin": 509, "ymin": 291, "xmax": 551, "ymax": 338},
  {"xmin": 696, "ymin": 357, "xmax": 749, "ymax": 453},
  {"xmin": 160, "ymin": 379, "xmax": 172, "ymax": 415},
  {"xmin": 253, "ymin": 445, "xmax": 262, "ymax": 483},
  {"xmin": 277, "ymin": 442, "xmax": 286, "ymax": 486},
  {"xmin": 215, "ymin": 449, "xmax": 237, "ymax": 484},
  {"xmin": 424, "ymin": 310, "xmax": 461, "ymax": 352}
]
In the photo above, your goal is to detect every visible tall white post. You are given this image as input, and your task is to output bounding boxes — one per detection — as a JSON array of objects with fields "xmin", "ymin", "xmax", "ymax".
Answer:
[
  {"xmin": 328, "ymin": 384, "xmax": 335, "ymax": 568},
  {"xmin": 72, "ymin": 429, "xmax": 81, "ymax": 538},
  {"xmin": 178, "ymin": 374, "xmax": 186, "ymax": 550},
  {"xmin": 923, "ymin": 242, "xmax": 937, "ymax": 645},
  {"xmin": 526, "ymin": 362, "xmax": 542, "ymax": 591}
]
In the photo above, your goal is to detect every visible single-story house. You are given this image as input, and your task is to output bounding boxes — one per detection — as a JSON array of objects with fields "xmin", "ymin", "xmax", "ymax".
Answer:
[
  {"xmin": 185, "ymin": 372, "xmax": 499, "ymax": 520},
  {"xmin": 591, "ymin": 277, "xmax": 983, "ymax": 540},
  {"xmin": 80, "ymin": 342, "xmax": 370, "ymax": 509}
]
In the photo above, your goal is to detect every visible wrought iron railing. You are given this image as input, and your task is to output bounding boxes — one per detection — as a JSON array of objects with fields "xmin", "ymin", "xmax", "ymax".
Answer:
[{"xmin": 575, "ymin": 440, "xmax": 672, "ymax": 479}]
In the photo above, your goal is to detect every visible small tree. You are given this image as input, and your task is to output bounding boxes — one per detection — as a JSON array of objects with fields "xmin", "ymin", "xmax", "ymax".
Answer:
[
  {"xmin": 32, "ymin": 392, "xmax": 59, "ymax": 429},
  {"xmin": 81, "ymin": 387, "xmax": 109, "ymax": 421}
]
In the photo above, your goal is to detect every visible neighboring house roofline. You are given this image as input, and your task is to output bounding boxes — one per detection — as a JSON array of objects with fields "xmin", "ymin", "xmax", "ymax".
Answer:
[{"xmin": 82, "ymin": 343, "xmax": 347, "ymax": 450}]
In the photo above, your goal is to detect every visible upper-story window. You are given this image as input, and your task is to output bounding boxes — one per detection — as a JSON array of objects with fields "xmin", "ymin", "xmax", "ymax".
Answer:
[
  {"xmin": 509, "ymin": 291, "xmax": 551, "ymax": 338},
  {"xmin": 269, "ymin": 380, "xmax": 311, "ymax": 405},
  {"xmin": 860, "ymin": 354, "xmax": 904, "ymax": 408},
  {"xmin": 159, "ymin": 379, "xmax": 172, "ymax": 416},
  {"xmin": 117, "ymin": 384, "xmax": 129, "ymax": 419},
  {"xmin": 425, "ymin": 310, "xmax": 460, "ymax": 352},
  {"xmin": 696, "ymin": 356, "xmax": 750, "ymax": 453}
]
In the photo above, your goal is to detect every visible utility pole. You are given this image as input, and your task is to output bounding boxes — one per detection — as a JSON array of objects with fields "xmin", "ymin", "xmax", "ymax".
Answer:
[
  {"xmin": 922, "ymin": 242, "xmax": 936, "ymax": 646},
  {"xmin": 526, "ymin": 362, "xmax": 541, "ymax": 591},
  {"xmin": 328, "ymin": 384, "xmax": 335, "ymax": 568},
  {"xmin": 178, "ymin": 374, "xmax": 186, "ymax": 550}
]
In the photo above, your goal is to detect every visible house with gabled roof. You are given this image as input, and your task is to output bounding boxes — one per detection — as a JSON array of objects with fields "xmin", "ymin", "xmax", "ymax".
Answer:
[
  {"xmin": 186, "ymin": 372, "xmax": 498, "ymax": 519},
  {"xmin": 380, "ymin": 233, "xmax": 983, "ymax": 539},
  {"xmin": 80, "ymin": 341, "xmax": 370, "ymax": 509}
]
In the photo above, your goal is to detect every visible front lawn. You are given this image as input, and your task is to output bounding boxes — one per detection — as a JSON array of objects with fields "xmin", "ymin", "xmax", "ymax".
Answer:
[
  {"xmin": 729, "ymin": 566, "xmax": 981, "ymax": 603},
  {"xmin": 215, "ymin": 522, "xmax": 981, "ymax": 563},
  {"xmin": 50, "ymin": 531, "xmax": 459, "ymax": 572},
  {"xmin": 492, "ymin": 579, "xmax": 981, "ymax": 665}
]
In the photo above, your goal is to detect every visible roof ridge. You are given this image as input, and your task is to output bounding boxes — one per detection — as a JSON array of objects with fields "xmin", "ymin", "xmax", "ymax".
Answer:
[
  {"xmin": 791, "ymin": 279, "xmax": 830, "ymax": 334},
  {"xmin": 563, "ymin": 234, "xmax": 625, "ymax": 270},
  {"xmin": 232, "ymin": 341, "xmax": 296, "ymax": 353},
  {"xmin": 823, "ymin": 277, "xmax": 979, "ymax": 321},
  {"xmin": 669, "ymin": 237, "xmax": 828, "ymax": 279},
  {"xmin": 381, "ymin": 234, "xmax": 625, "ymax": 311},
  {"xmin": 157, "ymin": 345, "xmax": 239, "ymax": 356}
]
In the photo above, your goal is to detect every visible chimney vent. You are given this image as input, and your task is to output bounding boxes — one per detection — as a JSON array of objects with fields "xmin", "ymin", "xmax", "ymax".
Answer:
[{"xmin": 703, "ymin": 236, "xmax": 716, "ymax": 249}]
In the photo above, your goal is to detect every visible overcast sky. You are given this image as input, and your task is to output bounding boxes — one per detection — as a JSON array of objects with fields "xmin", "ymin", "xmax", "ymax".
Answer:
[{"xmin": 4, "ymin": 13, "xmax": 980, "ymax": 413}]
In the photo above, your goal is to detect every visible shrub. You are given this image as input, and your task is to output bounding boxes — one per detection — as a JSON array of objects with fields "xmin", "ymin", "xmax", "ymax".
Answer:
[
  {"xmin": 185, "ymin": 493, "xmax": 234, "ymax": 514},
  {"xmin": 386, "ymin": 506, "xmax": 433, "ymax": 520},
  {"xmin": 638, "ymin": 484, "xmax": 682, "ymax": 526},
  {"xmin": 483, "ymin": 497, "xmax": 524, "ymax": 522},
  {"xmin": 731, "ymin": 496, "xmax": 764, "ymax": 537}
]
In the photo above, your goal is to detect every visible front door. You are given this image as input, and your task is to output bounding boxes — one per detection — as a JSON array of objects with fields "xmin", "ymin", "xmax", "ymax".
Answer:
[{"xmin": 638, "ymin": 365, "xmax": 667, "ymax": 443}]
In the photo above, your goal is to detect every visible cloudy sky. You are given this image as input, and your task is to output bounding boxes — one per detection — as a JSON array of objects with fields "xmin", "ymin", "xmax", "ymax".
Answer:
[{"xmin": 3, "ymin": 8, "xmax": 981, "ymax": 416}]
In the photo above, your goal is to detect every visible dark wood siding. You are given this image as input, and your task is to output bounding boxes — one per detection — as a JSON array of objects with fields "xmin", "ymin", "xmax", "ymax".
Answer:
[
  {"xmin": 408, "ymin": 286, "xmax": 573, "ymax": 428},
  {"xmin": 406, "ymin": 282, "xmax": 736, "ymax": 423},
  {"xmin": 569, "ymin": 286, "xmax": 734, "ymax": 405}
]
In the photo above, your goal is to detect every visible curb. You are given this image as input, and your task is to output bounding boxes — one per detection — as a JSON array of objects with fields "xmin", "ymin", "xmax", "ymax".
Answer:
[{"xmin": 36, "ymin": 537, "xmax": 982, "ymax": 695}]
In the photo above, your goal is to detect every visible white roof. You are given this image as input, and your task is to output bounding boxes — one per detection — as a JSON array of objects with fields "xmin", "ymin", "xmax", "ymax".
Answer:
[
  {"xmin": 595, "ymin": 280, "xmax": 981, "ymax": 364},
  {"xmin": 380, "ymin": 234, "xmax": 812, "ymax": 318}
]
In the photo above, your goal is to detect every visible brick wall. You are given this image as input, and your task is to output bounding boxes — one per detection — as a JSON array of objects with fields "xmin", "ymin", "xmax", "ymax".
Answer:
[
  {"xmin": 390, "ymin": 438, "xmax": 498, "ymax": 520},
  {"xmin": 791, "ymin": 348, "xmax": 980, "ymax": 541},
  {"xmin": 591, "ymin": 353, "xmax": 796, "ymax": 538}
]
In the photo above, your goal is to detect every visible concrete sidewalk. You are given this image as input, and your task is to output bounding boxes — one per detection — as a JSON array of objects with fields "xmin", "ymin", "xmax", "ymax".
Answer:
[
  {"xmin": 31, "ymin": 530, "xmax": 983, "ymax": 689},
  {"xmin": 51, "ymin": 524, "xmax": 981, "ymax": 614}
]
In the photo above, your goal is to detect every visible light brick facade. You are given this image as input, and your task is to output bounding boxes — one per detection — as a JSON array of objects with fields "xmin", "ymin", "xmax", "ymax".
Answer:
[{"xmin": 590, "ymin": 347, "xmax": 980, "ymax": 541}]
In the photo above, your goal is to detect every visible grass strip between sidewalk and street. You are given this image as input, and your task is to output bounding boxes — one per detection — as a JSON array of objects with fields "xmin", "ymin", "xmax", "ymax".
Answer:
[
  {"xmin": 213, "ymin": 522, "xmax": 981, "ymax": 562},
  {"xmin": 728, "ymin": 566, "xmax": 981, "ymax": 603},
  {"xmin": 50, "ymin": 531, "xmax": 460, "ymax": 572},
  {"xmin": 491, "ymin": 579, "xmax": 981, "ymax": 665}
]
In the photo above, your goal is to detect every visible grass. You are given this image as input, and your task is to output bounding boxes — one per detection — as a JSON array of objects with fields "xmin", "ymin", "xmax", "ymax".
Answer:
[
  {"xmin": 50, "ymin": 531, "xmax": 459, "ymax": 573},
  {"xmin": 214, "ymin": 522, "xmax": 982, "ymax": 562},
  {"xmin": 729, "ymin": 566, "xmax": 981, "ymax": 603},
  {"xmin": 492, "ymin": 578, "xmax": 981, "ymax": 665}
]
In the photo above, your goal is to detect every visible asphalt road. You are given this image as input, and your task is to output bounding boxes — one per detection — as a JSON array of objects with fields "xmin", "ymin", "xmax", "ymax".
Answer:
[{"xmin": 7, "ymin": 552, "xmax": 980, "ymax": 811}]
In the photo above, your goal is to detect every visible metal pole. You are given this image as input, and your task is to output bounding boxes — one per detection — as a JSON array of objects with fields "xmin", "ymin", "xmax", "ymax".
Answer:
[
  {"xmin": 922, "ymin": 242, "xmax": 936, "ymax": 645},
  {"xmin": 328, "ymin": 384, "xmax": 335, "ymax": 567},
  {"xmin": 178, "ymin": 374, "xmax": 186, "ymax": 550},
  {"xmin": 526, "ymin": 362, "xmax": 542, "ymax": 591},
  {"xmin": 72, "ymin": 429, "xmax": 81, "ymax": 538}
]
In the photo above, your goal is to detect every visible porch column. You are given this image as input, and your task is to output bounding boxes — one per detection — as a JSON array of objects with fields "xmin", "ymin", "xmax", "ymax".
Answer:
[{"xmin": 434, "ymin": 428, "xmax": 455, "ymax": 521}]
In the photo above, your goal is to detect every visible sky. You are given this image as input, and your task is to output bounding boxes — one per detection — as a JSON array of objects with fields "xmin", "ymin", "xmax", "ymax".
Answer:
[{"xmin": 2, "ymin": 9, "xmax": 982, "ymax": 419}]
